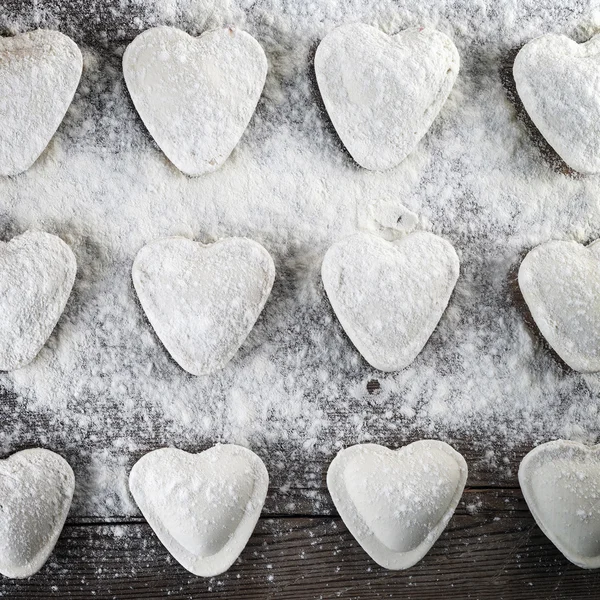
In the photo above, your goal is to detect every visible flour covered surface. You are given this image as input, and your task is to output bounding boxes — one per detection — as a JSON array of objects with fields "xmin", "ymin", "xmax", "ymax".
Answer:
[
  {"xmin": 519, "ymin": 440, "xmax": 600, "ymax": 568},
  {"xmin": 327, "ymin": 441, "xmax": 467, "ymax": 569},
  {"xmin": 129, "ymin": 445, "xmax": 268, "ymax": 576},
  {"xmin": 519, "ymin": 240, "xmax": 600, "ymax": 373},
  {"xmin": 0, "ymin": 448, "xmax": 74, "ymax": 578},
  {"xmin": 0, "ymin": 230, "xmax": 76, "ymax": 371},
  {"xmin": 123, "ymin": 26, "xmax": 267, "ymax": 176},
  {"xmin": 1, "ymin": 0, "xmax": 600, "ymax": 523},
  {"xmin": 322, "ymin": 231, "xmax": 459, "ymax": 371},
  {"xmin": 514, "ymin": 33, "xmax": 600, "ymax": 174},
  {"xmin": 132, "ymin": 236, "xmax": 275, "ymax": 376},
  {"xmin": 0, "ymin": 29, "xmax": 82, "ymax": 176},
  {"xmin": 315, "ymin": 24, "xmax": 459, "ymax": 171}
]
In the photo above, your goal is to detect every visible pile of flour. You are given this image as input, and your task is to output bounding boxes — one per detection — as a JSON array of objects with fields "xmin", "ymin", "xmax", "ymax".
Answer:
[{"xmin": 1, "ymin": 0, "xmax": 600, "ymax": 516}]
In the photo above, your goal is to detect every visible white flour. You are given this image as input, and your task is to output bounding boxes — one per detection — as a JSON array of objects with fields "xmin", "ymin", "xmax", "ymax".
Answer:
[{"xmin": 0, "ymin": 0, "xmax": 600, "ymax": 517}]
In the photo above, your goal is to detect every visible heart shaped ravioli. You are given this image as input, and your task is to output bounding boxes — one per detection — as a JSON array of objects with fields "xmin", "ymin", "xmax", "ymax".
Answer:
[
  {"xmin": 519, "ymin": 239, "xmax": 600, "ymax": 373},
  {"xmin": 322, "ymin": 231, "xmax": 459, "ymax": 371},
  {"xmin": 315, "ymin": 24, "xmax": 459, "ymax": 170},
  {"xmin": 0, "ymin": 449, "xmax": 75, "ymax": 578},
  {"xmin": 514, "ymin": 33, "xmax": 600, "ymax": 173},
  {"xmin": 129, "ymin": 445, "xmax": 268, "ymax": 576},
  {"xmin": 132, "ymin": 236, "xmax": 275, "ymax": 376},
  {"xmin": 520, "ymin": 440, "xmax": 600, "ymax": 568},
  {"xmin": 123, "ymin": 26, "xmax": 267, "ymax": 176},
  {"xmin": 0, "ymin": 30, "xmax": 82, "ymax": 176},
  {"xmin": 328, "ymin": 441, "xmax": 467, "ymax": 569},
  {"xmin": 0, "ymin": 231, "xmax": 77, "ymax": 371}
]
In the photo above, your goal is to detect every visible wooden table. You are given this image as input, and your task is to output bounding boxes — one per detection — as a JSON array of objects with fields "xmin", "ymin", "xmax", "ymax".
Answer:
[
  {"xmin": 1, "ymin": 435, "xmax": 599, "ymax": 599},
  {"xmin": 2, "ymin": 3, "xmax": 599, "ymax": 599}
]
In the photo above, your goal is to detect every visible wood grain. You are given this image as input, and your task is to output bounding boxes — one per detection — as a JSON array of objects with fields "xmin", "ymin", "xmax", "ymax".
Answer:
[
  {"xmin": 0, "ymin": 3, "xmax": 595, "ymax": 598},
  {"xmin": 2, "ymin": 489, "xmax": 599, "ymax": 599},
  {"xmin": 0, "ymin": 414, "xmax": 531, "ymax": 516}
]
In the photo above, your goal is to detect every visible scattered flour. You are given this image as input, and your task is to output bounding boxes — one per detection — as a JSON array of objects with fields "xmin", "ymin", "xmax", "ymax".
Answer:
[{"xmin": 0, "ymin": 0, "xmax": 599, "ymax": 518}]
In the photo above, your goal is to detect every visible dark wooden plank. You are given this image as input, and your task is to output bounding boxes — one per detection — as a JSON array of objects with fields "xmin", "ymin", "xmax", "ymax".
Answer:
[
  {"xmin": 257, "ymin": 436, "xmax": 533, "ymax": 515},
  {"xmin": 0, "ymin": 377, "xmax": 531, "ymax": 519},
  {"xmin": 2, "ymin": 489, "xmax": 599, "ymax": 599},
  {"xmin": 0, "ymin": 419, "xmax": 533, "ymax": 517},
  {"xmin": 0, "ymin": 2, "xmax": 593, "ymax": 597}
]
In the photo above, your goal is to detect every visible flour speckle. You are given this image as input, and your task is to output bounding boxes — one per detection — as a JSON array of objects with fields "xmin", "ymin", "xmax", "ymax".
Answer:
[{"xmin": 0, "ymin": 0, "xmax": 598, "ymax": 519}]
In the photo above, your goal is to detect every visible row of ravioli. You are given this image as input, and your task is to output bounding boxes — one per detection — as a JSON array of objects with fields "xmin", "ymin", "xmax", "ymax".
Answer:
[
  {"xmin": 2, "ymin": 23, "xmax": 598, "ymax": 178},
  {"xmin": 2, "ymin": 228, "xmax": 595, "ymax": 377},
  {"xmin": 0, "ymin": 438, "xmax": 595, "ymax": 579}
]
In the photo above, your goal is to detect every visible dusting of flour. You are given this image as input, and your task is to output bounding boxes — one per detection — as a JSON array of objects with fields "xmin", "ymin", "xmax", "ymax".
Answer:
[{"xmin": 0, "ymin": 0, "xmax": 600, "ymax": 517}]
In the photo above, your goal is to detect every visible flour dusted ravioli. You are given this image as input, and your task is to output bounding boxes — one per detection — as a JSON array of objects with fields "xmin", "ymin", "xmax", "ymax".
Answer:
[
  {"xmin": 322, "ymin": 231, "xmax": 459, "ymax": 371},
  {"xmin": 129, "ymin": 445, "xmax": 268, "ymax": 577},
  {"xmin": 132, "ymin": 236, "xmax": 275, "ymax": 376},
  {"xmin": 520, "ymin": 440, "xmax": 600, "ymax": 568},
  {"xmin": 519, "ymin": 240, "xmax": 600, "ymax": 372},
  {"xmin": 123, "ymin": 26, "xmax": 267, "ymax": 176},
  {"xmin": 0, "ymin": 30, "xmax": 82, "ymax": 176},
  {"xmin": 327, "ymin": 441, "xmax": 467, "ymax": 569},
  {"xmin": 0, "ymin": 231, "xmax": 77, "ymax": 371},
  {"xmin": 514, "ymin": 33, "xmax": 600, "ymax": 173},
  {"xmin": 315, "ymin": 24, "xmax": 459, "ymax": 170},
  {"xmin": 0, "ymin": 449, "xmax": 74, "ymax": 578}
]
